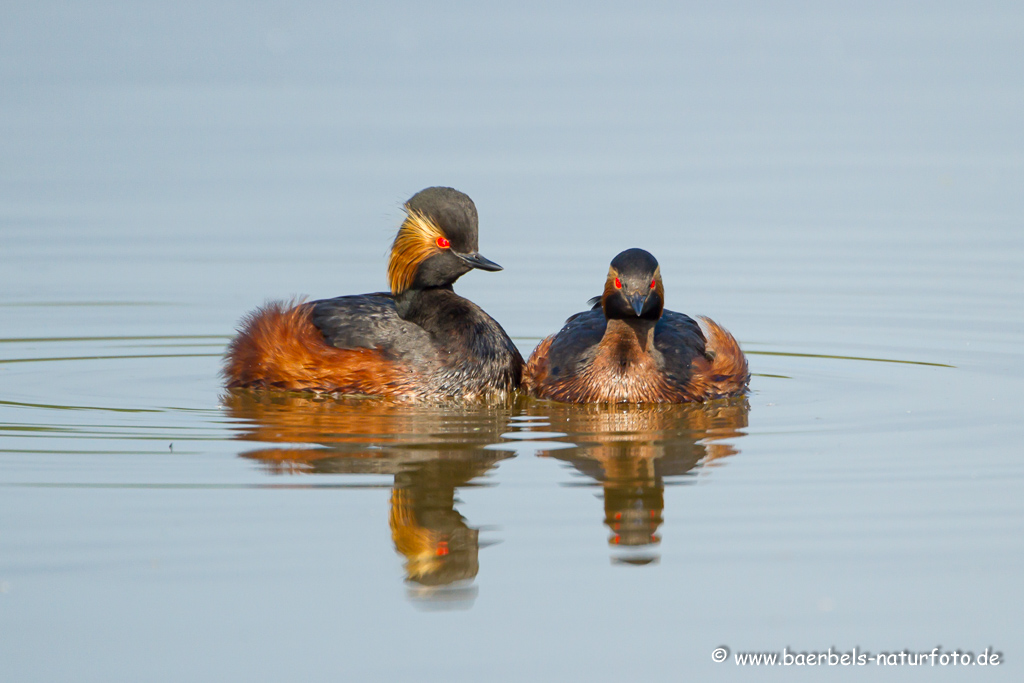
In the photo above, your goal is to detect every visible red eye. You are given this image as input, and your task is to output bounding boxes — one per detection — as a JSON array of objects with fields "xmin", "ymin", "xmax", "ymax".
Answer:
[
  {"xmin": 614, "ymin": 277, "xmax": 622, "ymax": 289},
  {"xmin": 436, "ymin": 236, "xmax": 450, "ymax": 249},
  {"xmin": 650, "ymin": 279, "xmax": 656, "ymax": 289}
]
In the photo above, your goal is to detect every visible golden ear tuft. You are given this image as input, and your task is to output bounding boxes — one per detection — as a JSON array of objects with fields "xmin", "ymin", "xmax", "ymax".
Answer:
[
  {"xmin": 601, "ymin": 267, "xmax": 621, "ymax": 304},
  {"xmin": 389, "ymin": 488, "xmax": 444, "ymax": 579},
  {"xmin": 387, "ymin": 208, "xmax": 446, "ymax": 295}
]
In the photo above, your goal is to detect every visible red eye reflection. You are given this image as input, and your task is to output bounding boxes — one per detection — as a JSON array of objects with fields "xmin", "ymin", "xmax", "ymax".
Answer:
[
  {"xmin": 650, "ymin": 279, "xmax": 656, "ymax": 289},
  {"xmin": 614, "ymin": 277, "xmax": 622, "ymax": 289},
  {"xmin": 436, "ymin": 236, "xmax": 450, "ymax": 249}
]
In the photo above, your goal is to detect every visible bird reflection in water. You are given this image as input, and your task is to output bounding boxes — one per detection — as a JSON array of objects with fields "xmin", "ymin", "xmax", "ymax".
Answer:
[
  {"xmin": 223, "ymin": 391, "xmax": 516, "ymax": 604},
  {"xmin": 529, "ymin": 397, "xmax": 749, "ymax": 565}
]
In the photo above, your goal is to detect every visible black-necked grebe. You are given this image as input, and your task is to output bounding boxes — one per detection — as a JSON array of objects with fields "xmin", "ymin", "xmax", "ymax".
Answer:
[
  {"xmin": 223, "ymin": 187, "xmax": 523, "ymax": 401},
  {"xmin": 524, "ymin": 248, "xmax": 748, "ymax": 403}
]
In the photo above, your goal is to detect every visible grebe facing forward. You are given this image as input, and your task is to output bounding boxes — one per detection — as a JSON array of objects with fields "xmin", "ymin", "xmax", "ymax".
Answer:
[
  {"xmin": 223, "ymin": 187, "xmax": 523, "ymax": 401},
  {"xmin": 524, "ymin": 248, "xmax": 748, "ymax": 403}
]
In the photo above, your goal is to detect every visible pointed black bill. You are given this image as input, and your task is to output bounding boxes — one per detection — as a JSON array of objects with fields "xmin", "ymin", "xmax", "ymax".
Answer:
[
  {"xmin": 629, "ymin": 293, "xmax": 647, "ymax": 316},
  {"xmin": 455, "ymin": 251, "xmax": 503, "ymax": 272}
]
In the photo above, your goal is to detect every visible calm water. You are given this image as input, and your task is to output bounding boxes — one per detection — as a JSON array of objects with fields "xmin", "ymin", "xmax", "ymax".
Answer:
[{"xmin": 2, "ymin": 3, "xmax": 1023, "ymax": 681}]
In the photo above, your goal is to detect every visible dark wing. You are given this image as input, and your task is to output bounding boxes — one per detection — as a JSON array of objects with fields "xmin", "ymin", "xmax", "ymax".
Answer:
[
  {"xmin": 542, "ymin": 309, "xmax": 607, "ymax": 380},
  {"xmin": 565, "ymin": 296, "xmax": 604, "ymax": 325},
  {"xmin": 653, "ymin": 309, "xmax": 708, "ymax": 379},
  {"xmin": 310, "ymin": 293, "xmax": 437, "ymax": 364}
]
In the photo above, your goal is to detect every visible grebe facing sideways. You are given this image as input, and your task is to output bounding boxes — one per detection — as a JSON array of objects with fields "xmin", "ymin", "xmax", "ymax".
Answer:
[
  {"xmin": 223, "ymin": 187, "xmax": 523, "ymax": 401},
  {"xmin": 523, "ymin": 248, "xmax": 748, "ymax": 403}
]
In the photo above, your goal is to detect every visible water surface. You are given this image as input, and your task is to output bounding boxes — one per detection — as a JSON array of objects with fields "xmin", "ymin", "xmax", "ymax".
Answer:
[{"xmin": 2, "ymin": 3, "xmax": 1023, "ymax": 681}]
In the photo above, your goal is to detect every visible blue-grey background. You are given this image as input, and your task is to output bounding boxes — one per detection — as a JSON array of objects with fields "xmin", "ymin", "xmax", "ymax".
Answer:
[{"xmin": 1, "ymin": 2, "xmax": 1022, "ymax": 681}]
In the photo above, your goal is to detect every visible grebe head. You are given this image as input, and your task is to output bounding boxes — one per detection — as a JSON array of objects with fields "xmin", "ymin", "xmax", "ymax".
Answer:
[
  {"xmin": 387, "ymin": 187, "xmax": 501, "ymax": 295},
  {"xmin": 602, "ymin": 248, "xmax": 664, "ymax": 321}
]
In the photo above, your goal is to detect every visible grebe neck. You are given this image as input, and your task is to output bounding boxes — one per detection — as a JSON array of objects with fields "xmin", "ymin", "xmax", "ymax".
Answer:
[
  {"xmin": 605, "ymin": 317, "xmax": 657, "ymax": 353},
  {"xmin": 393, "ymin": 285, "xmax": 454, "ymax": 319}
]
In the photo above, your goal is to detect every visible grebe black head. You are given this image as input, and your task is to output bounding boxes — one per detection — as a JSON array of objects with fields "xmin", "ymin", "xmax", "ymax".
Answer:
[
  {"xmin": 601, "ymin": 248, "xmax": 665, "ymax": 321},
  {"xmin": 388, "ymin": 187, "xmax": 501, "ymax": 296}
]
